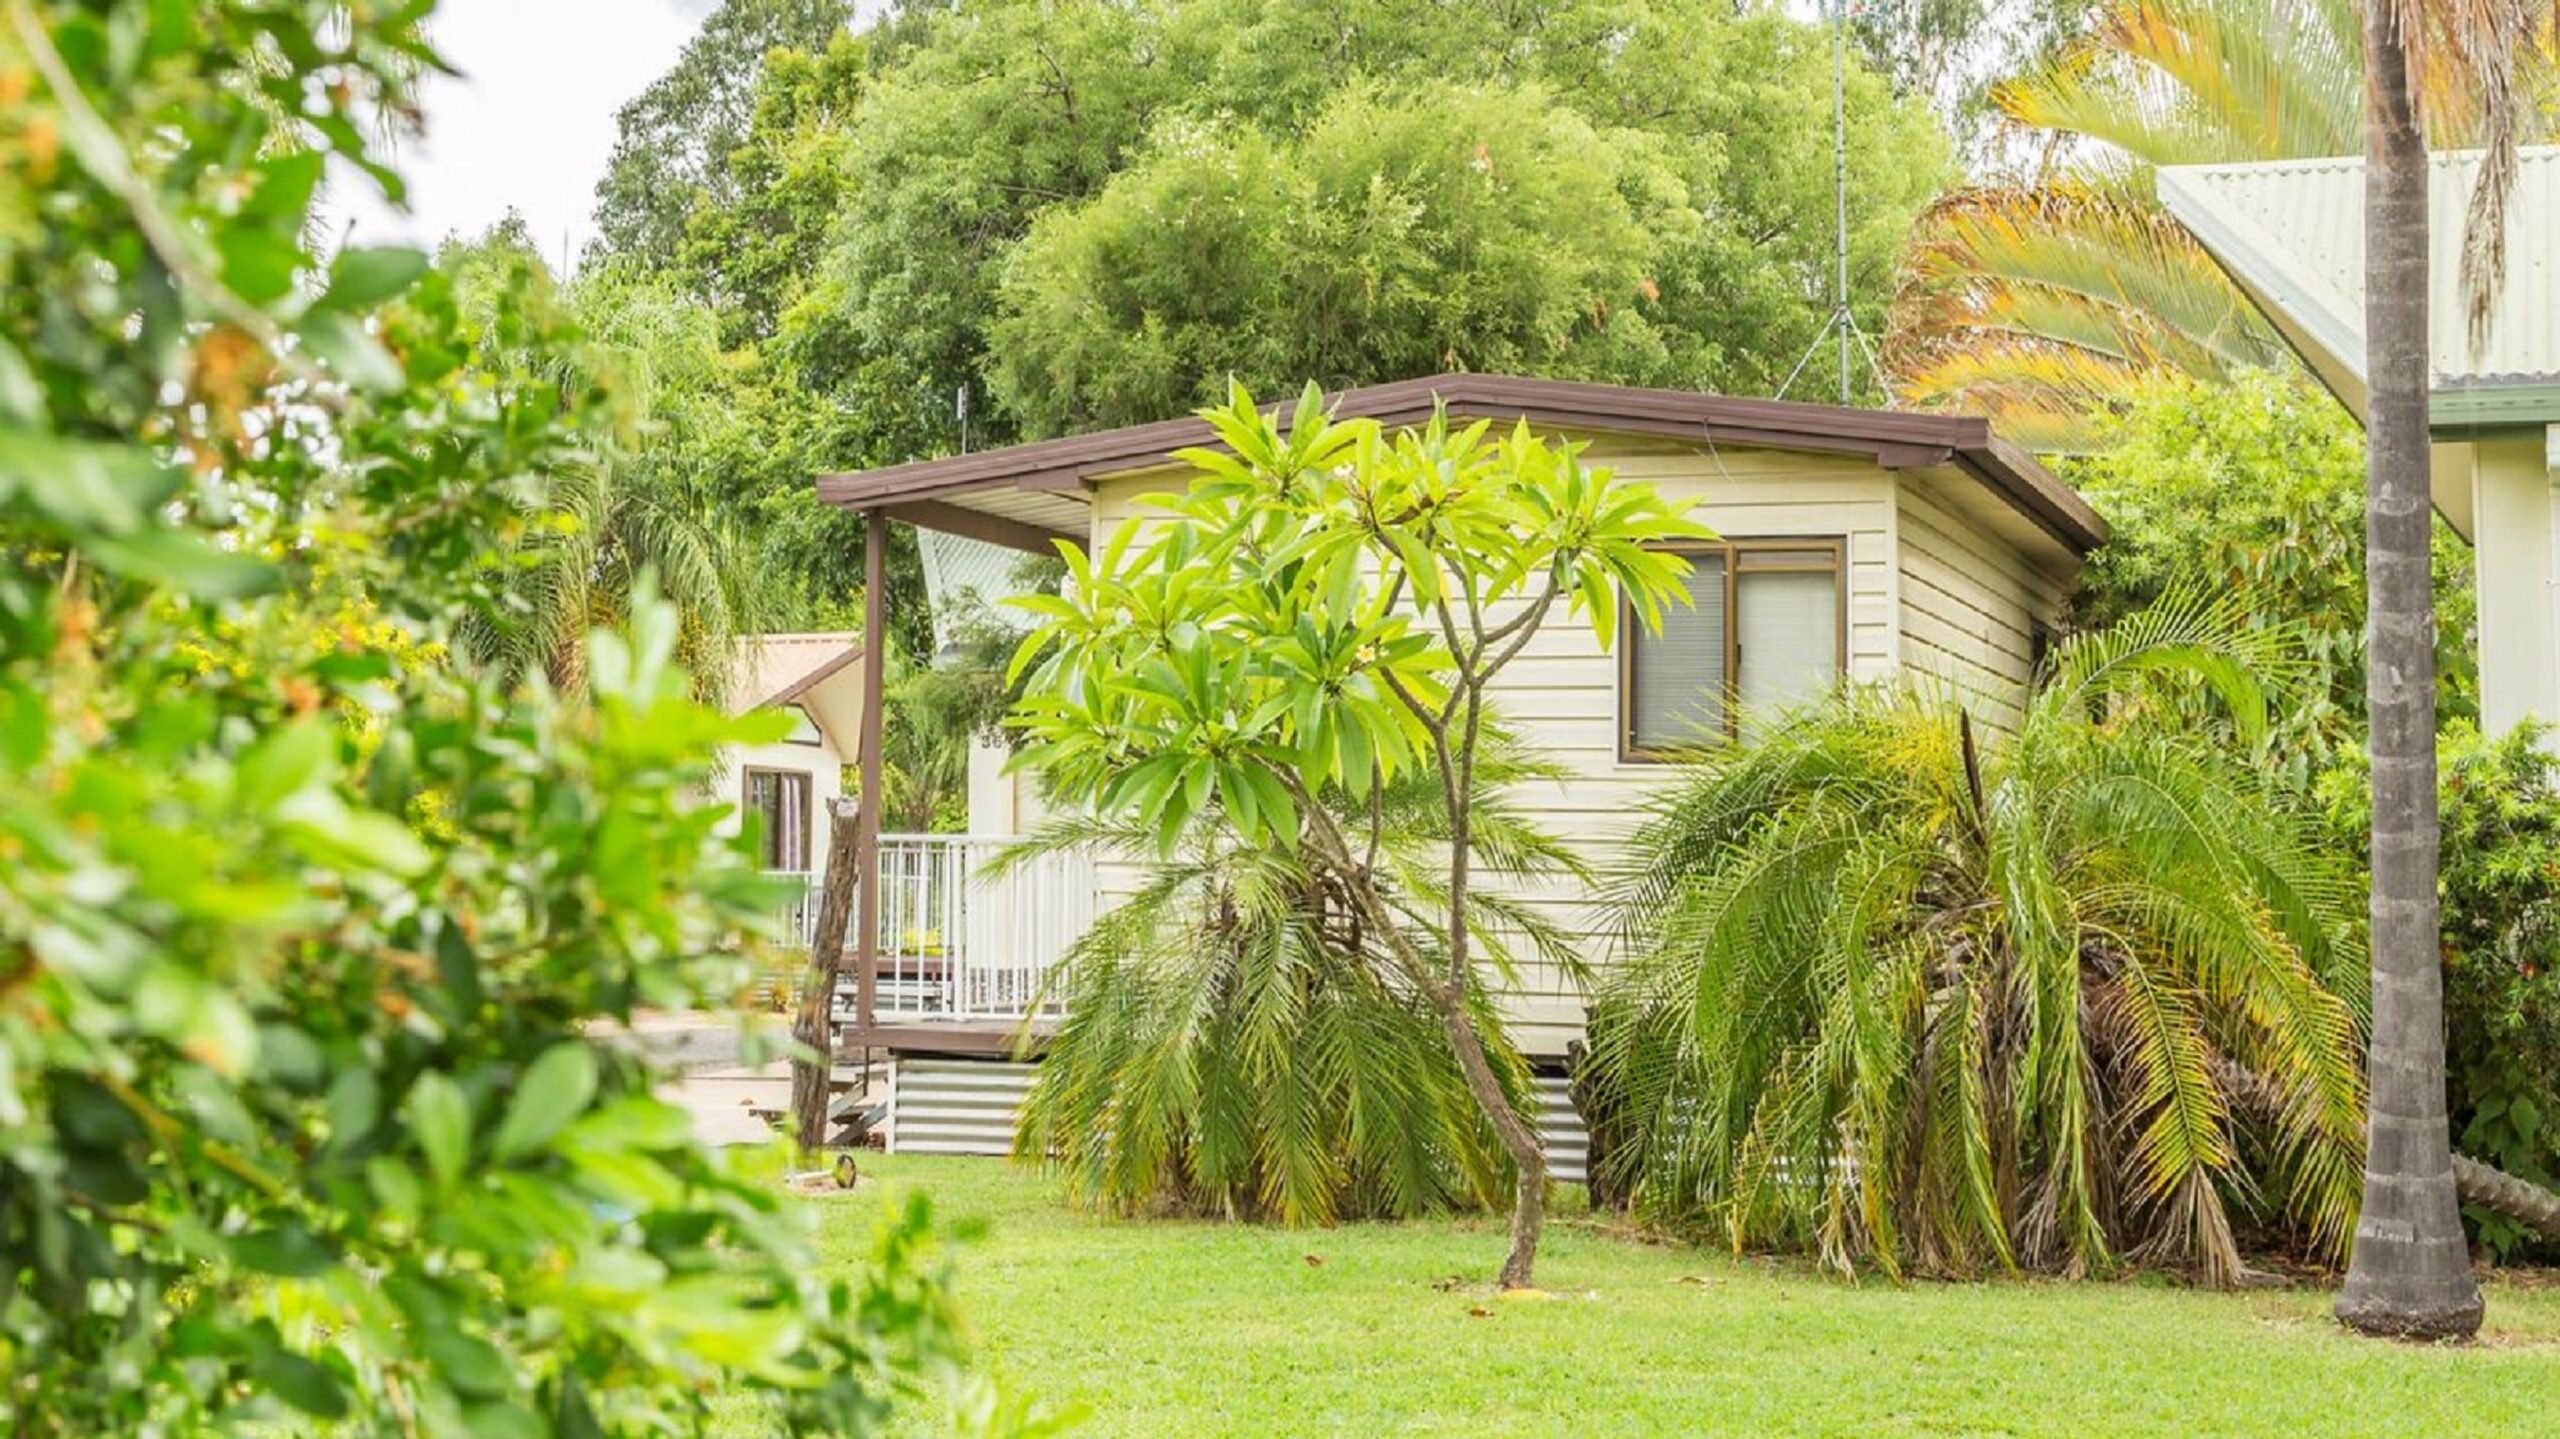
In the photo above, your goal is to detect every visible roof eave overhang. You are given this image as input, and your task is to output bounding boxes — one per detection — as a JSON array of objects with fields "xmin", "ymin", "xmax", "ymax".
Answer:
[
  {"xmin": 760, "ymin": 644, "xmax": 862, "ymax": 710},
  {"xmin": 815, "ymin": 374, "xmax": 2105, "ymax": 556}
]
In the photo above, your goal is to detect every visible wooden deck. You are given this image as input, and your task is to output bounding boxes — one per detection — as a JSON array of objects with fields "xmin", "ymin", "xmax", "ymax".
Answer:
[{"xmin": 838, "ymin": 1018, "xmax": 1056, "ymax": 1059}]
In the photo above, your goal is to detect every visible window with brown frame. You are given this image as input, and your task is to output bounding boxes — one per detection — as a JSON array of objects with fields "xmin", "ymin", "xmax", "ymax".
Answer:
[
  {"xmin": 1620, "ymin": 539, "xmax": 1845, "ymax": 759},
  {"xmin": 743, "ymin": 768, "xmax": 813, "ymax": 871}
]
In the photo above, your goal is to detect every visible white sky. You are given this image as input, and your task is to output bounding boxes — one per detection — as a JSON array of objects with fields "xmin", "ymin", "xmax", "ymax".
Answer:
[{"xmin": 326, "ymin": 0, "xmax": 715, "ymax": 267}]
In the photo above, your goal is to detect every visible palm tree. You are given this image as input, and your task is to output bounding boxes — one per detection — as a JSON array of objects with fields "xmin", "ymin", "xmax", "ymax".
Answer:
[
  {"xmin": 1887, "ymin": 0, "xmax": 2552, "ymax": 449},
  {"xmin": 1592, "ymin": 596, "xmax": 2372, "ymax": 1286},
  {"xmin": 2335, "ymin": 0, "xmax": 2543, "ymax": 1342},
  {"xmin": 1000, "ymin": 750, "xmax": 1584, "ymax": 1225},
  {"xmin": 459, "ymin": 461, "xmax": 764, "ymax": 705}
]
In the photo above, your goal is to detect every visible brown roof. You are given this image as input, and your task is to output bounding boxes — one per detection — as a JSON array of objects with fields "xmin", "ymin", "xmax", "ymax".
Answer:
[
  {"xmin": 733, "ymin": 632, "xmax": 862, "ymax": 715},
  {"xmin": 815, "ymin": 373, "xmax": 2105, "ymax": 554}
]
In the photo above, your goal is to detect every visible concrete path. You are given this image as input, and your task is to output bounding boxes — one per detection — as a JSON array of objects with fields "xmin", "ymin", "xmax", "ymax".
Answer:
[{"xmin": 595, "ymin": 1009, "xmax": 882, "ymax": 1148}]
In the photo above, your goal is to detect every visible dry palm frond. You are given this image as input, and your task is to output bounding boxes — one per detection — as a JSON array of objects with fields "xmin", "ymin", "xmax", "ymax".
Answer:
[
  {"xmin": 1886, "ymin": 0, "xmax": 2557, "ymax": 444},
  {"xmin": 1889, "ymin": 181, "xmax": 2290, "ymax": 448},
  {"xmin": 1994, "ymin": 0, "xmax": 2364, "ymax": 164}
]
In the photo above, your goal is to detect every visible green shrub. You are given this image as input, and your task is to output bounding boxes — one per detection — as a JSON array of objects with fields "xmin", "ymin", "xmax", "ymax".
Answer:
[
  {"xmin": 0, "ymin": 2, "xmax": 1009, "ymax": 1431},
  {"xmin": 2321, "ymin": 722, "xmax": 2560, "ymax": 1260},
  {"xmin": 2060, "ymin": 370, "xmax": 2478, "ymax": 786}
]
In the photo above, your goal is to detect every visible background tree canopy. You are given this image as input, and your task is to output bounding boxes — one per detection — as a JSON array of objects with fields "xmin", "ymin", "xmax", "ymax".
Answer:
[{"xmin": 579, "ymin": 0, "xmax": 1952, "ymax": 633}]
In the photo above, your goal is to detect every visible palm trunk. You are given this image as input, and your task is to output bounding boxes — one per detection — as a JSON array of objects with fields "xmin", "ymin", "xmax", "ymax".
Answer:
[
  {"xmin": 2336, "ymin": 10, "xmax": 2483, "ymax": 1340},
  {"xmin": 789, "ymin": 799, "xmax": 862, "ymax": 1154}
]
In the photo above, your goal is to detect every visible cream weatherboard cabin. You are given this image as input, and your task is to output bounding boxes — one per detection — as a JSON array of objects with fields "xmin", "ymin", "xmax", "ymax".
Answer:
[{"xmin": 808, "ymin": 375, "xmax": 2104, "ymax": 1157}]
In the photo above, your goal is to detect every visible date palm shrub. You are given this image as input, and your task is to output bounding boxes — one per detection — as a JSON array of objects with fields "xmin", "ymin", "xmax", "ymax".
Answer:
[
  {"xmin": 1003, "ymin": 750, "xmax": 1583, "ymax": 1224},
  {"xmin": 1589, "ymin": 595, "xmax": 2370, "ymax": 1287}
]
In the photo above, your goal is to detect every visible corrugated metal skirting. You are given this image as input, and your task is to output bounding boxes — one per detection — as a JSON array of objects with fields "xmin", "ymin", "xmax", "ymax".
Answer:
[{"xmin": 886, "ymin": 1056, "xmax": 1592, "ymax": 1185}]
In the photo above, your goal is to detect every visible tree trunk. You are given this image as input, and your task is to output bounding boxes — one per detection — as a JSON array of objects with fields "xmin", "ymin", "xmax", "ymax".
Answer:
[
  {"xmin": 1430, "ymin": 987, "xmax": 1547, "ymax": 1290},
  {"xmin": 2453, "ymin": 1154, "xmax": 2560, "ymax": 1243},
  {"xmin": 1292, "ymin": 794, "xmax": 1546, "ymax": 1287},
  {"xmin": 789, "ymin": 798, "xmax": 862, "ymax": 1155},
  {"xmin": 2338, "ymin": 10, "xmax": 2484, "ymax": 1341}
]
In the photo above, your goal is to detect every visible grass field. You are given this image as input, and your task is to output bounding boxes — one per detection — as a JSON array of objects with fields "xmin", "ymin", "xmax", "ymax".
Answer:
[{"xmin": 802, "ymin": 1154, "xmax": 2560, "ymax": 1437}]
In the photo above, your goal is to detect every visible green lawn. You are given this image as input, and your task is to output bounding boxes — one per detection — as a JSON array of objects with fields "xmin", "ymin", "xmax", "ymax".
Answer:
[{"xmin": 817, "ymin": 1154, "xmax": 2560, "ymax": 1437}]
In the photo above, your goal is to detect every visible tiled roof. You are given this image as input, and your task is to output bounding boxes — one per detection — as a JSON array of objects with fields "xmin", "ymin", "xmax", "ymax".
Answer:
[{"xmin": 732, "ymin": 632, "xmax": 861, "ymax": 716}]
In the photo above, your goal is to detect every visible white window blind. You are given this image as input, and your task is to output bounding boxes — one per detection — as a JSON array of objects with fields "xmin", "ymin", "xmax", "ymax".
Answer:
[
  {"xmin": 1737, "ymin": 566, "xmax": 1840, "ymax": 727},
  {"xmin": 1628, "ymin": 551, "xmax": 1727, "ymax": 753}
]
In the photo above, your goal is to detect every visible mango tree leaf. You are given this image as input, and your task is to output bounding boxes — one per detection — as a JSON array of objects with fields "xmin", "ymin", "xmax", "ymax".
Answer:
[
  {"xmin": 236, "ymin": 719, "xmax": 336, "ymax": 814},
  {"xmin": 316, "ymin": 246, "xmax": 429, "ymax": 312},
  {"xmin": 491, "ymin": 1043, "xmax": 598, "ymax": 1161},
  {"xmin": 298, "ymin": 311, "xmax": 403, "ymax": 392},
  {"xmin": 253, "ymin": 1348, "xmax": 349, "ymax": 1419},
  {"xmin": 0, "ymin": 338, "xmax": 40, "ymax": 422},
  {"xmin": 231, "ymin": 1224, "xmax": 333, "ymax": 1278},
  {"xmin": 407, "ymin": 1073, "xmax": 470, "ymax": 1189}
]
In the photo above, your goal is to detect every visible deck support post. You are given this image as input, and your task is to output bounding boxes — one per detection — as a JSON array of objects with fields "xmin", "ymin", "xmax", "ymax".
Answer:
[{"xmin": 855, "ymin": 507, "xmax": 887, "ymax": 1033}]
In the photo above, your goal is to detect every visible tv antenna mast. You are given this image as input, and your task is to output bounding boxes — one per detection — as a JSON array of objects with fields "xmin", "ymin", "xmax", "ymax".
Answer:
[{"xmin": 1776, "ymin": 0, "xmax": 1886, "ymax": 407}]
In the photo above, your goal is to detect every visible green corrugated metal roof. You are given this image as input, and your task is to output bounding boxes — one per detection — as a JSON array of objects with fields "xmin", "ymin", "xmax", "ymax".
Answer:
[{"xmin": 2158, "ymin": 147, "xmax": 2560, "ymax": 431}]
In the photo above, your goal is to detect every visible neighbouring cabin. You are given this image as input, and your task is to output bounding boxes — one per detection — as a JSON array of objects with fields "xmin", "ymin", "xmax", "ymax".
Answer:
[
  {"xmin": 719, "ymin": 632, "xmax": 864, "ymax": 937},
  {"xmin": 2160, "ymin": 147, "xmax": 2560, "ymax": 738},
  {"xmin": 809, "ymin": 375, "xmax": 2104, "ymax": 1149}
]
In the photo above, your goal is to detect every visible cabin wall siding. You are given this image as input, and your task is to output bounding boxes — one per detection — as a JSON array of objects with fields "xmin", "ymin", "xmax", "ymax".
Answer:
[{"xmin": 1892, "ymin": 472, "xmax": 2076, "ymax": 737}]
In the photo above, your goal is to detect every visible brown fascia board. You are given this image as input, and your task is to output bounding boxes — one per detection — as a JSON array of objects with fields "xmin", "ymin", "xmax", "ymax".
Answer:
[{"xmin": 816, "ymin": 374, "xmax": 2107, "ymax": 554}]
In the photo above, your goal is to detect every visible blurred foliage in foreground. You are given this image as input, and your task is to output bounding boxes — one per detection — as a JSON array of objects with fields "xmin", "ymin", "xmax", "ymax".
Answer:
[{"xmin": 0, "ymin": 1, "xmax": 1027, "ymax": 1433}]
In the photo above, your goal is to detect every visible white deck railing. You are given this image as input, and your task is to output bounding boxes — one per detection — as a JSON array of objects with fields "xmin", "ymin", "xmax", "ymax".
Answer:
[{"xmin": 765, "ymin": 834, "xmax": 1095, "ymax": 1023}]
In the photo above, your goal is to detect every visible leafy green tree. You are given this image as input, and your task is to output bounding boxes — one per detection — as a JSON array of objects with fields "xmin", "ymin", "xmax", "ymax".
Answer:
[
  {"xmin": 988, "ymin": 81, "xmax": 1685, "ymax": 434},
  {"xmin": 744, "ymin": 0, "xmax": 1949, "ymax": 455},
  {"xmin": 1008, "ymin": 384, "xmax": 1708, "ymax": 1288},
  {"xmin": 675, "ymin": 31, "xmax": 872, "ymax": 348},
  {"xmin": 590, "ymin": 0, "xmax": 859, "ymax": 264},
  {"xmin": 2060, "ymin": 369, "xmax": 2477, "ymax": 784},
  {"xmin": 0, "ymin": 1, "xmax": 1006, "ymax": 1431},
  {"xmin": 1593, "ymin": 597, "xmax": 2371, "ymax": 1286},
  {"xmin": 1845, "ymin": 0, "xmax": 2097, "ymax": 145}
]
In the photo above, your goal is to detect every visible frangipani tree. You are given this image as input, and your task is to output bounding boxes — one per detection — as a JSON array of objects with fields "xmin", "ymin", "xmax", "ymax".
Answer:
[{"xmin": 1008, "ymin": 383, "xmax": 1710, "ymax": 1288}]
